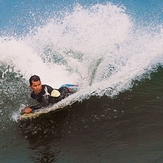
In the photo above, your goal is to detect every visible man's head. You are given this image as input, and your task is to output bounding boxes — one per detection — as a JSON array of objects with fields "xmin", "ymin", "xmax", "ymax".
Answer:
[{"xmin": 29, "ymin": 75, "xmax": 42, "ymax": 94}]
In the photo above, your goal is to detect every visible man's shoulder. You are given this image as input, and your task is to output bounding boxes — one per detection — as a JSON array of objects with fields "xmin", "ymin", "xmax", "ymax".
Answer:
[
  {"xmin": 42, "ymin": 84, "xmax": 53, "ymax": 89},
  {"xmin": 42, "ymin": 84, "xmax": 54, "ymax": 93}
]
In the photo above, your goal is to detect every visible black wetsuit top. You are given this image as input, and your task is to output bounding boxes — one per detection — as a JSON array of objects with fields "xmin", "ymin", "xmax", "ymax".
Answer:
[{"xmin": 30, "ymin": 84, "xmax": 69, "ymax": 111}]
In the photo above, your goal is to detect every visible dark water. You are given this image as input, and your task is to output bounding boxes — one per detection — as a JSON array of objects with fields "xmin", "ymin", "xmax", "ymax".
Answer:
[
  {"xmin": 0, "ymin": 69, "xmax": 163, "ymax": 163},
  {"xmin": 1, "ymin": 67, "xmax": 158, "ymax": 163}
]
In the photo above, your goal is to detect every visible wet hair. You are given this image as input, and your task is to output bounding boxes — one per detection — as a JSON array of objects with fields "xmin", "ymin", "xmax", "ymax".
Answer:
[{"xmin": 29, "ymin": 75, "xmax": 41, "ymax": 86}]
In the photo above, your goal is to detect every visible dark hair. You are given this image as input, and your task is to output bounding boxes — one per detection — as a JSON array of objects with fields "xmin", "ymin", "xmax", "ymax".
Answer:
[{"xmin": 29, "ymin": 75, "xmax": 41, "ymax": 86}]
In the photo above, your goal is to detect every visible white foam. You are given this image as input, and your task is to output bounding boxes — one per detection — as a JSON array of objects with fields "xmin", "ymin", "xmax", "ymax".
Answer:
[{"xmin": 1, "ymin": 3, "xmax": 163, "ymax": 99}]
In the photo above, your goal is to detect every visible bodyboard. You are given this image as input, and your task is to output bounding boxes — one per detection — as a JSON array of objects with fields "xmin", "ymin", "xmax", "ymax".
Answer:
[{"xmin": 19, "ymin": 105, "xmax": 62, "ymax": 120}]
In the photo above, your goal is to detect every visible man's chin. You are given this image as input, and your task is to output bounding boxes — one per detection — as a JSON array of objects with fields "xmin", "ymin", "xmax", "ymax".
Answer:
[{"xmin": 34, "ymin": 90, "xmax": 41, "ymax": 94}]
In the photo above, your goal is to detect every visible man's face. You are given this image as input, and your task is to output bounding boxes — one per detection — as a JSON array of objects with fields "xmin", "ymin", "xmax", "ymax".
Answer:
[{"xmin": 30, "ymin": 80, "xmax": 42, "ymax": 94}]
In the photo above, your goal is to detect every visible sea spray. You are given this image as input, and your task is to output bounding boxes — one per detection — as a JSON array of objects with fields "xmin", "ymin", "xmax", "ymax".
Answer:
[{"xmin": 0, "ymin": 3, "xmax": 163, "ymax": 121}]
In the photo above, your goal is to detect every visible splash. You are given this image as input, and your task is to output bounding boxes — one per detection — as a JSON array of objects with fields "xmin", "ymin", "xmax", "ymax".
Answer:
[{"xmin": 1, "ymin": 3, "xmax": 163, "ymax": 121}]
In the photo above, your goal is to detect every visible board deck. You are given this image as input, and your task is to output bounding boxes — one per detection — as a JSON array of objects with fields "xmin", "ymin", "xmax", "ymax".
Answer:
[
  {"xmin": 19, "ymin": 111, "xmax": 45, "ymax": 119},
  {"xmin": 18, "ymin": 104, "xmax": 66, "ymax": 120}
]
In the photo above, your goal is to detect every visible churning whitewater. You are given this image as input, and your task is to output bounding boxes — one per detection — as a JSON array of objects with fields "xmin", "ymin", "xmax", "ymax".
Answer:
[{"xmin": 0, "ymin": 3, "xmax": 163, "ymax": 120}]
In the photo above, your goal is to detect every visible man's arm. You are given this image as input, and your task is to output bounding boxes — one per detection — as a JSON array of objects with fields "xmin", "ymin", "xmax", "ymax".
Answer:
[
  {"xmin": 31, "ymin": 93, "xmax": 51, "ymax": 110},
  {"xmin": 24, "ymin": 94, "xmax": 51, "ymax": 114}
]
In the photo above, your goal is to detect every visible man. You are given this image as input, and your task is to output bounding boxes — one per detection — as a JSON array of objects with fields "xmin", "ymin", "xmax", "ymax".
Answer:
[{"xmin": 24, "ymin": 75, "xmax": 71, "ymax": 114}]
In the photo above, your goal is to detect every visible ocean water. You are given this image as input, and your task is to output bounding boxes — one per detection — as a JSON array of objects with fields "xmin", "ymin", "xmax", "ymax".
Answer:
[{"xmin": 0, "ymin": 0, "xmax": 163, "ymax": 162}]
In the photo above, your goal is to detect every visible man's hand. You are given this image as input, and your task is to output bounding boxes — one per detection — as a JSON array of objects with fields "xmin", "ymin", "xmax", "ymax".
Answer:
[{"xmin": 24, "ymin": 107, "xmax": 32, "ymax": 114}]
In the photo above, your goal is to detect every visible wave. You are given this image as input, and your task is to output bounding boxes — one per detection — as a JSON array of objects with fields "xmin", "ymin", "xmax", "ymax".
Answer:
[{"xmin": 0, "ymin": 3, "xmax": 163, "ymax": 121}]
